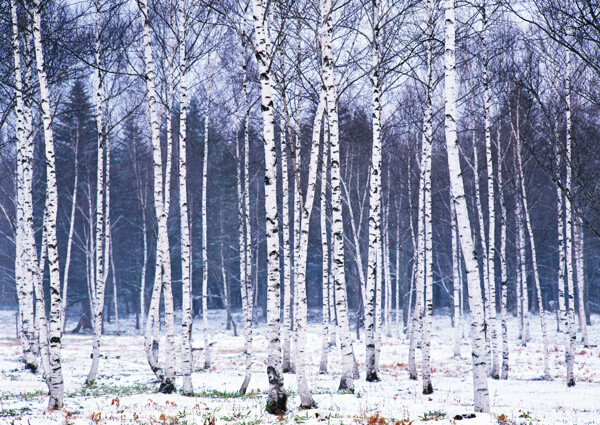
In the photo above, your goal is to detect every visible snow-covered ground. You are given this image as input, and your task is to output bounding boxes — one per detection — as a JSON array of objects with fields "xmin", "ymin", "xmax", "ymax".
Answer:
[{"xmin": 1, "ymin": 309, "xmax": 599, "ymax": 424}]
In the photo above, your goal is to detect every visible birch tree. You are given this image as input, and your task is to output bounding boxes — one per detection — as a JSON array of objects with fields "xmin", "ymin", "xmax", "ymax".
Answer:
[
  {"xmin": 11, "ymin": 0, "xmax": 37, "ymax": 373},
  {"xmin": 178, "ymin": 0, "xmax": 193, "ymax": 394},
  {"xmin": 31, "ymin": 0, "xmax": 65, "ymax": 408},
  {"xmin": 321, "ymin": 0, "xmax": 355, "ymax": 392},
  {"xmin": 250, "ymin": 0, "xmax": 286, "ymax": 413},
  {"xmin": 365, "ymin": 0, "xmax": 383, "ymax": 383},
  {"xmin": 444, "ymin": 0, "xmax": 489, "ymax": 412}
]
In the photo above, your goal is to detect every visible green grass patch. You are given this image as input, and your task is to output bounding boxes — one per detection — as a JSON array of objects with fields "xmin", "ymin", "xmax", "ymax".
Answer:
[{"xmin": 69, "ymin": 382, "xmax": 155, "ymax": 398}]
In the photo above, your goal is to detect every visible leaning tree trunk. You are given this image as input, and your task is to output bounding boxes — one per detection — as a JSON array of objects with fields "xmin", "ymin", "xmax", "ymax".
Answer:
[
  {"xmin": 251, "ymin": 0, "xmax": 287, "ymax": 413},
  {"xmin": 444, "ymin": 0, "xmax": 489, "ymax": 412},
  {"xmin": 31, "ymin": 0, "xmax": 64, "ymax": 408},
  {"xmin": 321, "ymin": 0, "xmax": 354, "ymax": 393}
]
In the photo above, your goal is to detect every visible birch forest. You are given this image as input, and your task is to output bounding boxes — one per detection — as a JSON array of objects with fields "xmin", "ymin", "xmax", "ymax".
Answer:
[{"xmin": 1, "ymin": 0, "xmax": 600, "ymax": 423}]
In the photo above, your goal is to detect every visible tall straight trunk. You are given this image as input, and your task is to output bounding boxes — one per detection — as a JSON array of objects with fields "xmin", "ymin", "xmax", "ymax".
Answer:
[
  {"xmin": 291, "ymin": 133, "xmax": 301, "ymax": 374},
  {"xmin": 11, "ymin": 0, "xmax": 37, "ymax": 372},
  {"xmin": 471, "ymin": 122, "xmax": 491, "ymax": 367},
  {"xmin": 178, "ymin": 0, "xmax": 193, "ymax": 394},
  {"xmin": 295, "ymin": 90, "xmax": 326, "ymax": 409},
  {"xmin": 409, "ymin": 6, "xmax": 434, "ymax": 378},
  {"xmin": 575, "ymin": 217, "xmax": 588, "ymax": 346},
  {"xmin": 110, "ymin": 238, "xmax": 119, "ymax": 335},
  {"xmin": 202, "ymin": 85, "xmax": 211, "ymax": 369},
  {"xmin": 384, "ymin": 218, "xmax": 392, "ymax": 338},
  {"xmin": 239, "ymin": 35, "xmax": 254, "ymax": 393},
  {"xmin": 515, "ymin": 119, "xmax": 549, "ymax": 377},
  {"xmin": 421, "ymin": 5, "xmax": 434, "ymax": 393},
  {"xmin": 87, "ymin": 0, "xmax": 107, "ymax": 385},
  {"xmin": 366, "ymin": 0, "xmax": 383, "ymax": 382},
  {"xmin": 282, "ymin": 119, "xmax": 292, "ymax": 372},
  {"xmin": 452, "ymin": 206, "xmax": 461, "ymax": 357},
  {"xmin": 31, "ymin": 0, "xmax": 64, "ymax": 408},
  {"xmin": 250, "ymin": 0, "xmax": 286, "ymax": 413},
  {"xmin": 137, "ymin": 0, "xmax": 174, "ymax": 393},
  {"xmin": 517, "ymin": 207, "xmax": 528, "ymax": 347},
  {"xmin": 319, "ymin": 122, "xmax": 330, "ymax": 375},
  {"xmin": 444, "ymin": 0, "xmax": 489, "ymax": 412},
  {"xmin": 564, "ymin": 50, "xmax": 576, "ymax": 386},
  {"xmin": 321, "ymin": 0, "xmax": 354, "ymax": 392},
  {"xmin": 375, "ymin": 239, "xmax": 383, "ymax": 371},
  {"xmin": 498, "ymin": 131, "xmax": 509, "ymax": 380},
  {"xmin": 61, "ymin": 127, "xmax": 79, "ymax": 333},
  {"xmin": 395, "ymin": 210, "xmax": 401, "ymax": 338},
  {"xmin": 481, "ymin": 7, "xmax": 499, "ymax": 379},
  {"xmin": 140, "ymin": 200, "xmax": 148, "ymax": 335}
]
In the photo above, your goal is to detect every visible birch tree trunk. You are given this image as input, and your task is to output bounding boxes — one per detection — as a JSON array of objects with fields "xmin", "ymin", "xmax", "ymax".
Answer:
[
  {"xmin": 202, "ymin": 83, "xmax": 211, "ymax": 370},
  {"xmin": 137, "ymin": 0, "xmax": 174, "ymax": 393},
  {"xmin": 575, "ymin": 217, "xmax": 588, "ymax": 346},
  {"xmin": 481, "ymin": 6, "xmax": 499, "ymax": 378},
  {"xmin": 11, "ymin": 0, "xmax": 37, "ymax": 372},
  {"xmin": 319, "ymin": 123, "xmax": 330, "ymax": 375},
  {"xmin": 444, "ymin": 0, "xmax": 489, "ymax": 412},
  {"xmin": 321, "ymin": 0, "xmax": 354, "ymax": 392},
  {"xmin": 366, "ymin": 0, "xmax": 383, "ymax": 381},
  {"xmin": 178, "ymin": 0, "xmax": 193, "ymax": 393},
  {"xmin": 452, "ymin": 206, "xmax": 461, "ymax": 358},
  {"xmin": 31, "ymin": 0, "xmax": 64, "ymax": 408},
  {"xmin": 515, "ymin": 118, "xmax": 550, "ymax": 377},
  {"xmin": 61, "ymin": 126, "xmax": 78, "ymax": 333},
  {"xmin": 282, "ymin": 117, "xmax": 292, "ymax": 373},
  {"xmin": 250, "ymin": 0, "xmax": 286, "ymax": 412},
  {"xmin": 239, "ymin": 35, "xmax": 254, "ymax": 393},
  {"xmin": 87, "ymin": 2, "xmax": 107, "ymax": 383},
  {"xmin": 564, "ymin": 50, "xmax": 576, "ymax": 386},
  {"xmin": 294, "ymin": 90, "xmax": 326, "ymax": 408},
  {"xmin": 517, "ymin": 205, "xmax": 528, "ymax": 347},
  {"xmin": 498, "ymin": 132, "xmax": 509, "ymax": 380}
]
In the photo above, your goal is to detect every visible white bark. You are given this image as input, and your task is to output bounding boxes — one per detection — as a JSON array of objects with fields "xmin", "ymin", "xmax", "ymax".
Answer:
[
  {"xmin": 238, "ymin": 35, "xmax": 254, "ymax": 392},
  {"xmin": 481, "ymin": 6, "xmax": 499, "ymax": 378},
  {"xmin": 421, "ymin": 6, "xmax": 434, "ymax": 393},
  {"xmin": 137, "ymin": 0, "xmax": 174, "ymax": 392},
  {"xmin": 87, "ymin": 1, "xmax": 106, "ymax": 384},
  {"xmin": 295, "ymin": 90, "xmax": 326, "ymax": 408},
  {"xmin": 251, "ymin": 0, "xmax": 286, "ymax": 412},
  {"xmin": 575, "ymin": 217, "xmax": 588, "ymax": 346},
  {"xmin": 319, "ymin": 122, "xmax": 330, "ymax": 375},
  {"xmin": 366, "ymin": 0, "xmax": 383, "ymax": 381},
  {"xmin": 178, "ymin": 0, "xmax": 193, "ymax": 393},
  {"xmin": 444, "ymin": 0, "xmax": 489, "ymax": 412},
  {"xmin": 321, "ymin": 0, "xmax": 354, "ymax": 392},
  {"xmin": 452, "ymin": 206, "xmax": 461, "ymax": 357},
  {"xmin": 281, "ymin": 119, "xmax": 292, "ymax": 372},
  {"xmin": 564, "ymin": 50, "xmax": 576, "ymax": 386},
  {"xmin": 498, "ymin": 131, "xmax": 509, "ymax": 380},
  {"xmin": 11, "ymin": 0, "xmax": 37, "ymax": 372},
  {"xmin": 515, "ymin": 118, "xmax": 549, "ymax": 377},
  {"xmin": 31, "ymin": 0, "xmax": 64, "ymax": 408},
  {"xmin": 202, "ymin": 82, "xmax": 211, "ymax": 370}
]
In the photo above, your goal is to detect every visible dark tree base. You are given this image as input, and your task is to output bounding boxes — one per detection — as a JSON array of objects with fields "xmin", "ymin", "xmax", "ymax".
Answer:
[
  {"xmin": 423, "ymin": 382, "xmax": 433, "ymax": 395},
  {"xmin": 366, "ymin": 371, "xmax": 380, "ymax": 382},
  {"xmin": 159, "ymin": 379, "xmax": 175, "ymax": 394}
]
